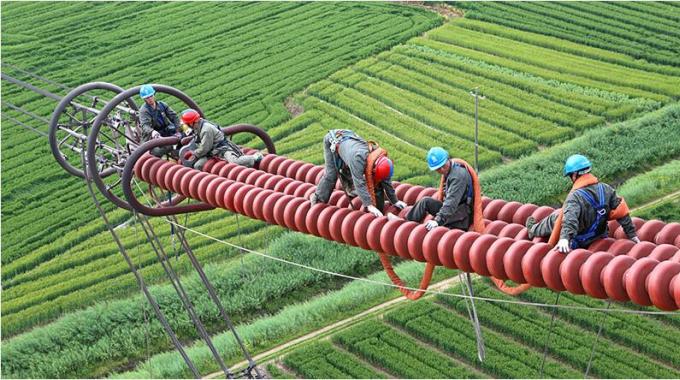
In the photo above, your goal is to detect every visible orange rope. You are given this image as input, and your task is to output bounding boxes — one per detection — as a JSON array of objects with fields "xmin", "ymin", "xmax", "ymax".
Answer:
[{"xmin": 378, "ymin": 251, "xmax": 435, "ymax": 300}]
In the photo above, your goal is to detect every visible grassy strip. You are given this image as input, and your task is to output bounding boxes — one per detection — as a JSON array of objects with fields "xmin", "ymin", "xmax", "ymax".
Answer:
[
  {"xmin": 283, "ymin": 341, "xmax": 385, "ymax": 379},
  {"xmin": 617, "ymin": 160, "xmax": 680, "ymax": 207},
  {"xmin": 114, "ymin": 262, "xmax": 455, "ymax": 378},
  {"xmin": 1, "ymin": 233, "xmax": 384, "ymax": 378},
  {"xmin": 635, "ymin": 197, "xmax": 680, "ymax": 222},
  {"xmin": 480, "ymin": 104, "xmax": 680, "ymax": 205}
]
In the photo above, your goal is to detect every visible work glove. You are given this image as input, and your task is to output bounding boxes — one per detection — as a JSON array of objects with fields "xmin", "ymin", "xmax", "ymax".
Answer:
[
  {"xmin": 425, "ymin": 220, "xmax": 439, "ymax": 231},
  {"xmin": 309, "ymin": 193, "xmax": 319, "ymax": 205},
  {"xmin": 254, "ymin": 152, "xmax": 264, "ymax": 164},
  {"xmin": 365, "ymin": 205, "xmax": 383, "ymax": 218},
  {"xmin": 394, "ymin": 201, "xmax": 407, "ymax": 210},
  {"xmin": 631, "ymin": 236, "xmax": 641, "ymax": 244},
  {"xmin": 555, "ymin": 238, "xmax": 571, "ymax": 254},
  {"xmin": 151, "ymin": 130, "xmax": 161, "ymax": 139}
]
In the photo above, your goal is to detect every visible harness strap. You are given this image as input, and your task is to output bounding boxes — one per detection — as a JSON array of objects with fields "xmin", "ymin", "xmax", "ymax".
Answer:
[{"xmin": 571, "ymin": 184, "xmax": 608, "ymax": 248}]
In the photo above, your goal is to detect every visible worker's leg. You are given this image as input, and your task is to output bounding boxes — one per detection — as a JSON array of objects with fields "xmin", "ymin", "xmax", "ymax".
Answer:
[
  {"xmin": 194, "ymin": 157, "xmax": 208, "ymax": 171},
  {"xmin": 150, "ymin": 145, "xmax": 174, "ymax": 158},
  {"xmin": 223, "ymin": 151, "xmax": 258, "ymax": 168},
  {"xmin": 406, "ymin": 197, "xmax": 442, "ymax": 222},
  {"xmin": 528, "ymin": 210, "xmax": 559, "ymax": 238},
  {"xmin": 314, "ymin": 133, "xmax": 339, "ymax": 203}
]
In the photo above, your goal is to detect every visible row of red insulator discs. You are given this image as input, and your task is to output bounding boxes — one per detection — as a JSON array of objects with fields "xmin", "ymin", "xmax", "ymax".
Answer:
[
  {"xmin": 134, "ymin": 153, "xmax": 680, "ymax": 310},
  {"xmin": 247, "ymin": 151, "xmax": 680, "ymax": 248}
]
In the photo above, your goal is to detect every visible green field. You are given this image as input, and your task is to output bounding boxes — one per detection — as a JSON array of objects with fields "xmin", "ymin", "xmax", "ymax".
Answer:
[{"xmin": 2, "ymin": 2, "xmax": 680, "ymax": 378}]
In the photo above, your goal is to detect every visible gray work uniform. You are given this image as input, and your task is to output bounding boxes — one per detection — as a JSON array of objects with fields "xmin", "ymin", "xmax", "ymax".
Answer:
[
  {"xmin": 530, "ymin": 182, "xmax": 637, "ymax": 248},
  {"xmin": 139, "ymin": 101, "xmax": 180, "ymax": 158},
  {"xmin": 407, "ymin": 162, "xmax": 473, "ymax": 230},
  {"xmin": 192, "ymin": 119, "xmax": 259, "ymax": 170},
  {"xmin": 314, "ymin": 130, "xmax": 398, "ymax": 210}
]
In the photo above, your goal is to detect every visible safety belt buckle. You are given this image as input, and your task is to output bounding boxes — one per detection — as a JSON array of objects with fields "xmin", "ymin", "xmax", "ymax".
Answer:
[{"xmin": 597, "ymin": 208, "xmax": 607, "ymax": 216}]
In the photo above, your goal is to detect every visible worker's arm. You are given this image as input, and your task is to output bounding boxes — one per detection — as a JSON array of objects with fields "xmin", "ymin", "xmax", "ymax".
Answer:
[
  {"xmin": 382, "ymin": 179, "xmax": 399, "ymax": 205},
  {"xmin": 193, "ymin": 127, "xmax": 213, "ymax": 158},
  {"xmin": 164, "ymin": 103, "xmax": 180, "ymax": 132},
  {"xmin": 560, "ymin": 193, "xmax": 581, "ymax": 241},
  {"xmin": 609, "ymin": 189, "xmax": 638, "ymax": 239},
  {"xmin": 139, "ymin": 107, "xmax": 155, "ymax": 140},
  {"xmin": 434, "ymin": 170, "xmax": 467, "ymax": 224}
]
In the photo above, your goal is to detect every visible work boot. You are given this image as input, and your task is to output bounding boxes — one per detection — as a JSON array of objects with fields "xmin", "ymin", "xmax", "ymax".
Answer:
[{"xmin": 525, "ymin": 216, "xmax": 537, "ymax": 239}]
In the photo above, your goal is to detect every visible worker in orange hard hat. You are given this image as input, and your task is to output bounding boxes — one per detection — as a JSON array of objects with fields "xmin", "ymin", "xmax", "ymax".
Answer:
[
  {"xmin": 310, "ymin": 129, "xmax": 406, "ymax": 217},
  {"xmin": 179, "ymin": 109, "xmax": 263, "ymax": 170}
]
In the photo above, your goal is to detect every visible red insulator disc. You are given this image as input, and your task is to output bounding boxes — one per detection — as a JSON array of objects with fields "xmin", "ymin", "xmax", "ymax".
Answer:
[
  {"xmin": 282, "ymin": 181, "xmax": 302, "ymax": 197},
  {"xmin": 328, "ymin": 191, "xmax": 345, "ymax": 206},
  {"xmin": 530, "ymin": 206, "xmax": 555, "ymax": 222},
  {"xmin": 437, "ymin": 229, "xmax": 465, "ymax": 269},
  {"xmin": 218, "ymin": 163, "xmax": 238, "ymax": 178},
  {"xmin": 365, "ymin": 217, "xmax": 388, "ymax": 252},
  {"xmin": 453, "ymin": 232, "xmax": 481, "ymax": 273},
  {"xmin": 272, "ymin": 177, "xmax": 293, "ymax": 194},
  {"xmin": 293, "ymin": 201, "xmax": 312, "ymax": 234},
  {"xmin": 312, "ymin": 204, "xmax": 337, "ymax": 239},
  {"xmin": 403, "ymin": 186, "xmax": 425, "ymax": 205},
  {"xmin": 484, "ymin": 237, "xmax": 515, "ymax": 279},
  {"xmin": 559, "ymin": 249, "xmax": 591, "ymax": 295},
  {"xmin": 251, "ymin": 189, "xmax": 274, "ymax": 221},
  {"xmin": 209, "ymin": 160, "xmax": 227, "ymax": 175},
  {"xmin": 267, "ymin": 155, "xmax": 287, "ymax": 173},
  {"xmin": 484, "ymin": 220, "xmax": 508, "ymax": 236},
  {"xmin": 580, "ymin": 252, "xmax": 615, "ymax": 299},
  {"xmin": 352, "ymin": 214, "xmax": 377, "ymax": 250},
  {"xmin": 328, "ymin": 208, "xmax": 353, "ymax": 243},
  {"xmin": 625, "ymin": 257, "xmax": 659, "ymax": 306},
  {"xmin": 614, "ymin": 217, "xmax": 644, "ymax": 239},
  {"xmin": 242, "ymin": 187, "xmax": 264, "ymax": 218},
  {"xmin": 226, "ymin": 164, "xmax": 247, "ymax": 181},
  {"xmin": 214, "ymin": 180, "xmax": 236, "ymax": 209},
  {"xmin": 294, "ymin": 183, "xmax": 314, "ymax": 198},
  {"xmin": 648, "ymin": 244, "xmax": 679, "ymax": 261},
  {"xmin": 187, "ymin": 172, "xmax": 209, "ymax": 200},
  {"xmin": 512, "ymin": 203, "xmax": 539, "ymax": 225},
  {"xmin": 285, "ymin": 160, "xmax": 306, "ymax": 180},
  {"xmin": 602, "ymin": 255, "xmax": 636, "ymax": 301},
  {"xmin": 521, "ymin": 243, "xmax": 551, "ymax": 287},
  {"xmin": 233, "ymin": 185, "xmax": 256, "ymax": 215},
  {"xmin": 422, "ymin": 227, "xmax": 448, "ymax": 266},
  {"xmin": 196, "ymin": 174, "xmax": 218, "ymax": 203},
  {"xmin": 501, "ymin": 240, "xmax": 533, "ymax": 282},
  {"xmin": 340, "ymin": 210, "xmax": 365, "ymax": 247},
  {"xmin": 647, "ymin": 261, "xmax": 680, "ymax": 311},
  {"xmin": 236, "ymin": 168, "xmax": 256, "ymax": 184},
  {"xmin": 277, "ymin": 158, "xmax": 295, "ymax": 177},
  {"xmin": 243, "ymin": 170, "xmax": 263, "ymax": 185},
  {"xmin": 393, "ymin": 221, "xmax": 418, "ymax": 259},
  {"xmin": 673, "ymin": 274, "xmax": 680, "ymax": 311},
  {"xmin": 638, "ymin": 219, "xmax": 666, "ymax": 242},
  {"xmin": 139, "ymin": 156, "xmax": 158, "ymax": 182},
  {"xmin": 497, "ymin": 201, "xmax": 522, "ymax": 223},
  {"xmin": 469, "ymin": 234, "xmax": 498, "ymax": 276},
  {"xmin": 179, "ymin": 171, "xmax": 197, "ymax": 197},
  {"xmin": 481, "ymin": 196, "xmax": 491, "ymax": 209},
  {"xmin": 146, "ymin": 159, "xmax": 166, "ymax": 186},
  {"xmin": 305, "ymin": 166, "xmax": 325, "ymax": 184},
  {"xmin": 483, "ymin": 199, "xmax": 506, "ymax": 220},
  {"xmin": 261, "ymin": 192, "xmax": 285, "ymax": 224},
  {"xmin": 394, "ymin": 183, "xmax": 410, "ymax": 202},
  {"xmin": 163, "ymin": 165, "xmax": 185, "ymax": 192},
  {"xmin": 587, "ymin": 238, "xmax": 616, "ymax": 253},
  {"xmin": 202, "ymin": 158, "xmax": 217, "ymax": 173},
  {"xmin": 626, "ymin": 241, "xmax": 657, "ymax": 259},
  {"xmin": 295, "ymin": 163, "xmax": 316, "ymax": 182},
  {"xmin": 134, "ymin": 153, "xmax": 152, "ymax": 179},
  {"xmin": 273, "ymin": 194, "xmax": 296, "ymax": 228},
  {"xmin": 514, "ymin": 228, "xmax": 530, "ymax": 240},
  {"xmin": 263, "ymin": 174, "xmax": 284, "ymax": 190},
  {"xmin": 379, "ymin": 220, "xmax": 406, "ymax": 256},
  {"xmin": 154, "ymin": 162, "xmax": 173, "ymax": 189},
  {"xmin": 541, "ymin": 250, "xmax": 567, "ymax": 291},
  {"xmin": 305, "ymin": 203, "xmax": 330, "ymax": 237},
  {"xmin": 205, "ymin": 177, "xmax": 225, "ymax": 207},
  {"xmin": 607, "ymin": 239, "xmax": 636, "ymax": 255},
  {"xmin": 498, "ymin": 223, "xmax": 524, "ymax": 239},
  {"xmin": 283, "ymin": 197, "xmax": 307, "ymax": 231},
  {"xmin": 407, "ymin": 224, "xmax": 430, "ymax": 262},
  {"xmin": 258, "ymin": 153, "xmax": 276, "ymax": 172},
  {"xmin": 419, "ymin": 187, "xmax": 438, "ymax": 201},
  {"xmin": 655, "ymin": 223, "xmax": 680, "ymax": 246}
]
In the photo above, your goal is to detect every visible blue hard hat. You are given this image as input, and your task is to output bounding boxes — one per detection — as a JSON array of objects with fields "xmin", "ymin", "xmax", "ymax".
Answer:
[
  {"xmin": 427, "ymin": 147, "xmax": 449, "ymax": 170},
  {"xmin": 139, "ymin": 84, "xmax": 156, "ymax": 99},
  {"xmin": 563, "ymin": 154, "xmax": 592, "ymax": 176}
]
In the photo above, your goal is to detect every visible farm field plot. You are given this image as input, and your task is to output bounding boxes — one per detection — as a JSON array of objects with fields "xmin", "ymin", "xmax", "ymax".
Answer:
[
  {"xmin": 2, "ymin": 1, "xmax": 680, "ymax": 379},
  {"xmin": 1, "ymin": 1, "xmax": 441, "ymax": 336}
]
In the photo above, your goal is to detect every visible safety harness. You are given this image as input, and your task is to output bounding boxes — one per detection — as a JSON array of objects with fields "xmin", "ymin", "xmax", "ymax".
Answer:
[
  {"xmin": 437, "ymin": 161, "xmax": 473, "ymax": 206},
  {"xmin": 571, "ymin": 183, "xmax": 608, "ymax": 249}
]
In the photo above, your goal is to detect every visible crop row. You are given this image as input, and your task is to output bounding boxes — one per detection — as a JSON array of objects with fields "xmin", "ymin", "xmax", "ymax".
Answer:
[
  {"xmin": 385, "ymin": 298, "xmax": 577, "ymax": 378},
  {"xmin": 282, "ymin": 341, "xmax": 385, "ymax": 379},
  {"xmin": 455, "ymin": 2, "xmax": 680, "ymax": 66},
  {"xmin": 480, "ymin": 104, "xmax": 680, "ymax": 205},
  {"xmin": 333, "ymin": 319, "xmax": 480, "ymax": 378},
  {"xmin": 428, "ymin": 22, "xmax": 680, "ymax": 99},
  {"xmin": 1, "ymin": 233, "xmax": 385, "ymax": 378},
  {"xmin": 436, "ymin": 282, "xmax": 680, "ymax": 378},
  {"xmin": 617, "ymin": 160, "xmax": 680, "ymax": 207}
]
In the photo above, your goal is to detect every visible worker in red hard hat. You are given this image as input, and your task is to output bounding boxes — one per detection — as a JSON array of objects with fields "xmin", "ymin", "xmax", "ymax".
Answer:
[
  {"xmin": 310, "ymin": 129, "xmax": 406, "ymax": 217},
  {"xmin": 180, "ymin": 109, "xmax": 263, "ymax": 170}
]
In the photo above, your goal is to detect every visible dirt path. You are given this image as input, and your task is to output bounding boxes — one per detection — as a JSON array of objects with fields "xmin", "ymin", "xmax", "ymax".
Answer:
[
  {"xmin": 204, "ymin": 276, "xmax": 463, "ymax": 379},
  {"xmin": 630, "ymin": 189, "xmax": 680, "ymax": 213}
]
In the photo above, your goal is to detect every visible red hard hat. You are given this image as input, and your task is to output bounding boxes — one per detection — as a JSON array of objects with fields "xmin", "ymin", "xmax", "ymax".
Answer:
[
  {"xmin": 181, "ymin": 109, "xmax": 200, "ymax": 125},
  {"xmin": 373, "ymin": 156, "xmax": 393, "ymax": 183}
]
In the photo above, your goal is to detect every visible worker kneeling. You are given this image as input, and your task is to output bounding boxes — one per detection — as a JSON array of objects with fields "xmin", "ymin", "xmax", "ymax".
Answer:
[
  {"xmin": 179, "ymin": 109, "xmax": 263, "ymax": 170},
  {"xmin": 526, "ymin": 154, "xmax": 640, "ymax": 254},
  {"xmin": 389, "ymin": 147, "xmax": 482, "ymax": 232},
  {"xmin": 310, "ymin": 129, "xmax": 406, "ymax": 217}
]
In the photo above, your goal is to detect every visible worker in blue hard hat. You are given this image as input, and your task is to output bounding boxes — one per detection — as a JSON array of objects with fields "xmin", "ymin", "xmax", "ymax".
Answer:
[
  {"xmin": 389, "ymin": 147, "xmax": 482, "ymax": 232},
  {"xmin": 138, "ymin": 84, "xmax": 181, "ymax": 158},
  {"xmin": 526, "ymin": 154, "xmax": 640, "ymax": 253}
]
